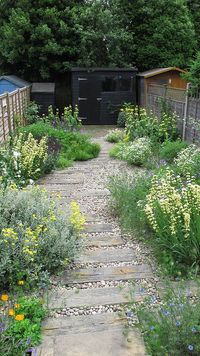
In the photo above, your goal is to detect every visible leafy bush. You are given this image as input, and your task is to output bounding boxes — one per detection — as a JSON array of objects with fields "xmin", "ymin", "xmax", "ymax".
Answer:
[
  {"xmin": 123, "ymin": 105, "xmax": 178, "ymax": 142},
  {"xmin": 137, "ymin": 287, "xmax": 200, "ymax": 356},
  {"xmin": 117, "ymin": 111, "xmax": 126, "ymax": 128},
  {"xmin": 24, "ymin": 101, "xmax": 40, "ymax": 125},
  {"xmin": 117, "ymin": 103, "xmax": 134, "ymax": 127},
  {"xmin": 108, "ymin": 173, "xmax": 150, "ymax": 234},
  {"xmin": 0, "ymin": 133, "xmax": 48, "ymax": 187},
  {"xmin": 145, "ymin": 169, "xmax": 200, "ymax": 275},
  {"xmin": 0, "ymin": 184, "xmax": 81, "ymax": 289},
  {"xmin": 125, "ymin": 106, "xmax": 159, "ymax": 141},
  {"xmin": 0, "ymin": 294, "xmax": 46, "ymax": 356},
  {"xmin": 19, "ymin": 122, "xmax": 100, "ymax": 168},
  {"xmin": 111, "ymin": 137, "xmax": 152, "ymax": 166},
  {"xmin": 159, "ymin": 140, "xmax": 189, "ymax": 163},
  {"xmin": 174, "ymin": 144, "xmax": 200, "ymax": 177},
  {"xmin": 105, "ymin": 128, "xmax": 124, "ymax": 143}
]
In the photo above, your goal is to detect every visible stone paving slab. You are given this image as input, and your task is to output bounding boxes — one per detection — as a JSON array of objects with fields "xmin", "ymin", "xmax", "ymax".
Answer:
[
  {"xmin": 61, "ymin": 264, "xmax": 153, "ymax": 284},
  {"xmin": 38, "ymin": 314, "xmax": 146, "ymax": 355},
  {"xmin": 75, "ymin": 247, "xmax": 135, "ymax": 264},
  {"xmin": 47, "ymin": 285, "xmax": 145, "ymax": 309},
  {"xmin": 83, "ymin": 223, "xmax": 114, "ymax": 233},
  {"xmin": 83, "ymin": 234, "xmax": 124, "ymax": 247},
  {"xmin": 42, "ymin": 313, "xmax": 125, "ymax": 335}
]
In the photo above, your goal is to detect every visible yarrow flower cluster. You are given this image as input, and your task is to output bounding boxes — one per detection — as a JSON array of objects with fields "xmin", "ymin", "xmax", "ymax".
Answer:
[
  {"xmin": 105, "ymin": 129, "xmax": 124, "ymax": 143},
  {"xmin": 174, "ymin": 144, "xmax": 200, "ymax": 176},
  {"xmin": 116, "ymin": 137, "xmax": 152, "ymax": 166}
]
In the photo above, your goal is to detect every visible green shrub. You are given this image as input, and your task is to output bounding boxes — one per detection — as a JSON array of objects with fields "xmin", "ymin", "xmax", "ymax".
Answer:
[
  {"xmin": 111, "ymin": 137, "xmax": 152, "ymax": 166},
  {"xmin": 0, "ymin": 184, "xmax": 81, "ymax": 289},
  {"xmin": 0, "ymin": 133, "xmax": 48, "ymax": 187},
  {"xmin": 19, "ymin": 122, "xmax": 100, "ymax": 168},
  {"xmin": 174, "ymin": 144, "xmax": 200, "ymax": 177},
  {"xmin": 0, "ymin": 295, "xmax": 46, "ymax": 356},
  {"xmin": 24, "ymin": 101, "xmax": 40, "ymax": 125},
  {"xmin": 108, "ymin": 173, "xmax": 150, "ymax": 234},
  {"xmin": 105, "ymin": 129, "xmax": 124, "ymax": 143},
  {"xmin": 145, "ymin": 169, "xmax": 200, "ymax": 275},
  {"xmin": 137, "ymin": 286, "xmax": 200, "ymax": 356},
  {"xmin": 159, "ymin": 140, "xmax": 189, "ymax": 163},
  {"xmin": 123, "ymin": 105, "xmax": 178, "ymax": 142},
  {"xmin": 117, "ymin": 111, "xmax": 126, "ymax": 127}
]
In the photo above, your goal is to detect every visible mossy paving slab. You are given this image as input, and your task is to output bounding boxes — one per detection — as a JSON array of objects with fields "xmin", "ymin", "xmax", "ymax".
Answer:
[
  {"xmin": 47, "ymin": 285, "xmax": 145, "ymax": 309},
  {"xmin": 61, "ymin": 264, "xmax": 153, "ymax": 284},
  {"xmin": 75, "ymin": 247, "xmax": 135, "ymax": 264},
  {"xmin": 37, "ymin": 314, "xmax": 146, "ymax": 356}
]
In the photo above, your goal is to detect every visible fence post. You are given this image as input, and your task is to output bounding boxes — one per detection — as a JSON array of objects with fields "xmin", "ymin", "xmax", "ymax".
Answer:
[
  {"xmin": 6, "ymin": 92, "xmax": 12, "ymax": 134},
  {"xmin": 182, "ymin": 83, "xmax": 190, "ymax": 140}
]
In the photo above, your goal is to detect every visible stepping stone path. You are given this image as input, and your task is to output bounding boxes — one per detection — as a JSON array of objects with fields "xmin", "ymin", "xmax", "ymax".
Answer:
[{"xmin": 37, "ymin": 130, "xmax": 158, "ymax": 355}]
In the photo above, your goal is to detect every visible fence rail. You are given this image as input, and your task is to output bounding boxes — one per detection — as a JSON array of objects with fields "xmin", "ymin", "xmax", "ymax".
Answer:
[
  {"xmin": 0, "ymin": 86, "xmax": 30, "ymax": 144},
  {"xmin": 146, "ymin": 84, "xmax": 200, "ymax": 143}
]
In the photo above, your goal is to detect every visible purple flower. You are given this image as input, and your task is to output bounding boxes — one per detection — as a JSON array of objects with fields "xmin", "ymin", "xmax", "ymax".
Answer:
[
  {"xmin": 26, "ymin": 338, "xmax": 31, "ymax": 346},
  {"xmin": 139, "ymin": 288, "xmax": 145, "ymax": 294},
  {"xmin": 175, "ymin": 321, "xmax": 181, "ymax": 327},
  {"xmin": 161, "ymin": 309, "xmax": 170, "ymax": 316},
  {"xmin": 126, "ymin": 311, "xmax": 134, "ymax": 318},
  {"xmin": 149, "ymin": 326, "xmax": 155, "ymax": 331},
  {"xmin": 168, "ymin": 302, "xmax": 175, "ymax": 307},
  {"xmin": 188, "ymin": 345, "xmax": 194, "ymax": 351},
  {"xmin": 191, "ymin": 327, "xmax": 196, "ymax": 333}
]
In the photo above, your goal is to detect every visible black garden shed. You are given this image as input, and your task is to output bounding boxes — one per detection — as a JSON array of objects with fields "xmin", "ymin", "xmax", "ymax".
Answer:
[
  {"xmin": 31, "ymin": 82, "xmax": 55, "ymax": 115},
  {"xmin": 71, "ymin": 68, "xmax": 138, "ymax": 125}
]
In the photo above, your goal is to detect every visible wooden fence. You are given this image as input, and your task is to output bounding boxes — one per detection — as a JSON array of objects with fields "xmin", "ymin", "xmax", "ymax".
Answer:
[
  {"xmin": 146, "ymin": 84, "xmax": 200, "ymax": 143},
  {"xmin": 0, "ymin": 86, "xmax": 31, "ymax": 143}
]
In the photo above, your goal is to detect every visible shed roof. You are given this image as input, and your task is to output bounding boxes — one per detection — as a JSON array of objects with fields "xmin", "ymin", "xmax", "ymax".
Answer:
[
  {"xmin": 137, "ymin": 67, "xmax": 186, "ymax": 78},
  {"xmin": 71, "ymin": 67, "xmax": 138, "ymax": 72},
  {"xmin": 0, "ymin": 75, "xmax": 30, "ymax": 87},
  {"xmin": 31, "ymin": 83, "xmax": 55, "ymax": 93}
]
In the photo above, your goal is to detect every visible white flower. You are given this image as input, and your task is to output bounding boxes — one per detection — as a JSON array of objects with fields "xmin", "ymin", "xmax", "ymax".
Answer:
[
  {"xmin": 13, "ymin": 151, "xmax": 21, "ymax": 158},
  {"xmin": 29, "ymin": 179, "xmax": 34, "ymax": 185}
]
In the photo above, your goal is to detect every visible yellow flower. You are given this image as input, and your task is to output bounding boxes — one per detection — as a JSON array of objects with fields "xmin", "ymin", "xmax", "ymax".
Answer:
[
  {"xmin": 18, "ymin": 280, "xmax": 24, "ymax": 286},
  {"xmin": 14, "ymin": 303, "xmax": 20, "ymax": 309},
  {"xmin": 8, "ymin": 309, "xmax": 15, "ymax": 316},
  {"xmin": 15, "ymin": 314, "xmax": 24, "ymax": 321},
  {"xmin": 1, "ymin": 294, "xmax": 9, "ymax": 302}
]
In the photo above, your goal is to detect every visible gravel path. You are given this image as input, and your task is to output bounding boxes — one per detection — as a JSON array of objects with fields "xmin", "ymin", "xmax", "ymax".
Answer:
[{"xmin": 37, "ymin": 127, "xmax": 159, "ymax": 356}]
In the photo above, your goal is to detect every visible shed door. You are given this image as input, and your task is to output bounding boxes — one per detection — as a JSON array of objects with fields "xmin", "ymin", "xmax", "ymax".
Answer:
[{"xmin": 78, "ymin": 75, "xmax": 101, "ymax": 124}]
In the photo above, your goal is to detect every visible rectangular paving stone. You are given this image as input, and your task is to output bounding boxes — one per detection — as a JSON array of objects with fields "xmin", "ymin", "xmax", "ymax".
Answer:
[
  {"xmin": 38, "ymin": 314, "xmax": 146, "ymax": 355},
  {"xmin": 62, "ymin": 264, "xmax": 153, "ymax": 284},
  {"xmin": 83, "ymin": 234, "xmax": 124, "ymax": 247},
  {"xmin": 75, "ymin": 247, "xmax": 135, "ymax": 264},
  {"xmin": 47, "ymin": 285, "xmax": 144, "ymax": 309},
  {"xmin": 83, "ymin": 223, "xmax": 113, "ymax": 233},
  {"xmin": 42, "ymin": 313, "xmax": 125, "ymax": 335}
]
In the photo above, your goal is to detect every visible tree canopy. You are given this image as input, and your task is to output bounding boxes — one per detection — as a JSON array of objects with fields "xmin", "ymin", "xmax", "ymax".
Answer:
[{"xmin": 0, "ymin": 0, "xmax": 198, "ymax": 80}]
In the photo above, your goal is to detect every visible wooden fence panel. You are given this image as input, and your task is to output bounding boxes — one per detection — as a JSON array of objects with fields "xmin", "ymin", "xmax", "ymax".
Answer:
[{"xmin": 0, "ymin": 86, "xmax": 30, "ymax": 143}]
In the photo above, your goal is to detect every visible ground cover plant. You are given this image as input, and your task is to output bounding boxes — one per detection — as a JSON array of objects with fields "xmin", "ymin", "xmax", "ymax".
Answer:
[
  {"xmin": 0, "ymin": 184, "xmax": 82, "ymax": 290},
  {"xmin": 0, "ymin": 293, "xmax": 46, "ymax": 356},
  {"xmin": 105, "ymin": 128, "xmax": 124, "ymax": 143},
  {"xmin": 136, "ymin": 286, "xmax": 200, "ymax": 356},
  {"xmin": 19, "ymin": 122, "xmax": 100, "ymax": 169},
  {"xmin": 108, "ymin": 173, "xmax": 151, "ymax": 235},
  {"xmin": 174, "ymin": 144, "xmax": 200, "ymax": 177},
  {"xmin": 110, "ymin": 137, "xmax": 152, "ymax": 166},
  {"xmin": 159, "ymin": 139, "xmax": 189, "ymax": 163}
]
